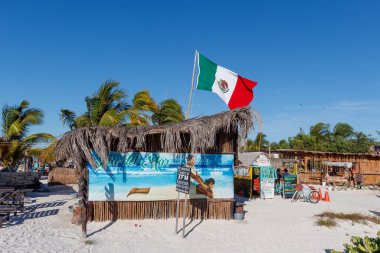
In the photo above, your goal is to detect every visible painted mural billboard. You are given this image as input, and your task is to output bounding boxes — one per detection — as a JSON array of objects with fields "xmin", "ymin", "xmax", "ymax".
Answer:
[{"xmin": 88, "ymin": 151, "xmax": 234, "ymax": 201}]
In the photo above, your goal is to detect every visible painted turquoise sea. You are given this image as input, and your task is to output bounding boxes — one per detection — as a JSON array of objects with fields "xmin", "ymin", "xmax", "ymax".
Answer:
[{"xmin": 88, "ymin": 152, "xmax": 234, "ymax": 201}]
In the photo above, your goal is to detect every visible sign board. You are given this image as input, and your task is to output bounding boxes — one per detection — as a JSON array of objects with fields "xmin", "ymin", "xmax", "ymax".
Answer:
[
  {"xmin": 260, "ymin": 179, "xmax": 274, "ymax": 199},
  {"xmin": 283, "ymin": 174, "xmax": 297, "ymax": 199},
  {"xmin": 258, "ymin": 166, "xmax": 276, "ymax": 199},
  {"xmin": 88, "ymin": 151, "xmax": 234, "ymax": 201},
  {"xmin": 234, "ymin": 166, "xmax": 251, "ymax": 179},
  {"xmin": 176, "ymin": 166, "xmax": 191, "ymax": 194},
  {"xmin": 252, "ymin": 154, "xmax": 271, "ymax": 167}
]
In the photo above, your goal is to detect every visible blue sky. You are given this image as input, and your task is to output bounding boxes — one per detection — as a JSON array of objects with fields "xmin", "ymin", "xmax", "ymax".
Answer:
[{"xmin": 1, "ymin": 0, "xmax": 379, "ymax": 142}]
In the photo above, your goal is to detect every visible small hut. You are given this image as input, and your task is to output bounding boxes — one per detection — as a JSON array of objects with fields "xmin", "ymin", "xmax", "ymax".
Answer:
[
  {"xmin": 56, "ymin": 107, "xmax": 256, "ymax": 237},
  {"xmin": 234, "ymin": 152, "xmax": 270, "ymax": 198},
  {"xmin": 275, "ymin": 149, "xmax": 380, "ymax": 185}
]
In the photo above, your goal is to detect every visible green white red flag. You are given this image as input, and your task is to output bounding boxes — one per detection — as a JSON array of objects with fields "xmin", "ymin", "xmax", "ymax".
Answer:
[{"xmin": 196, "ymin": 53, "xmax": 258, "ymax": 110}]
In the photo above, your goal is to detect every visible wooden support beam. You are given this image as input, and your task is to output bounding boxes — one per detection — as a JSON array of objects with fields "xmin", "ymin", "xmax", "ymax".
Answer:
[{"xmin": 79, "ymin": 169, "xmax": 88, "ymax": 238}]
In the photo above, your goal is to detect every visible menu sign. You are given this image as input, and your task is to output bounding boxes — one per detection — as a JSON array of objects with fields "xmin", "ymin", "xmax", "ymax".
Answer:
[
  {"xmin": 176, "ymin": 166, "xmax": 191, "ymax": 194},
  {"xmin": 260, "ymin": 179, "xmax": 274, "ymax": 199},
  {"xmin": 283, "ymin": 174, "xmax": 297, "ymax": 199}
]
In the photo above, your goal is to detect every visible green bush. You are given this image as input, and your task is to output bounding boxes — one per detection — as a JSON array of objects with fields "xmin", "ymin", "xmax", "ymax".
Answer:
[{"xmin": 331, "ymin": 231, "xmax": 380, "ymax": 253}]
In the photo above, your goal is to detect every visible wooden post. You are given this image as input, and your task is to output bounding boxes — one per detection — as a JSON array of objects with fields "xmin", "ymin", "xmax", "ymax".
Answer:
[
  {"xmin": 175, "ymin": 192, "xmax": 180, "ymax": 234},
  {"xmin": 79, "ymin": 169, "xmax": 88, "ymax": 238},
  {"xmin": 182, "ymin": 193, "xmax": 188, "ymax": 238}
]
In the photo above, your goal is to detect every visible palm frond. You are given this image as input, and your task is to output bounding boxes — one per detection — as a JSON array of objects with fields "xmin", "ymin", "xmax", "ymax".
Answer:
[
  {"xmin": 98, "ymin": 109, "xmax": 127, "ymax": 126},
  {"xmin": 75, "ymin": 114, "xmax": 92, "ymax": 128},
  {"xmin": 60, "ymin": 109, "xmax": 77, "ymax": 129},
  {"xmin": 2, "ymin": 104, "xmax": 19, "ymax": 138},
  {"xmin": 21, "ymin": 133, "xmax": 56, "ymax": 147},
  {"xmin": 152, "ymin": 99, "xmax": 184, "ymax": 125},
  {"xmin": 333, "ymin": 123, "xmax": 354, "ymax": 138}
]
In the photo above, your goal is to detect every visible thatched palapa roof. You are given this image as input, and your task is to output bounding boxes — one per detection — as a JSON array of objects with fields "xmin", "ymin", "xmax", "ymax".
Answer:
[{"xmin": 56, "ymin": 106, "xmax": 258, "ymax": 168}]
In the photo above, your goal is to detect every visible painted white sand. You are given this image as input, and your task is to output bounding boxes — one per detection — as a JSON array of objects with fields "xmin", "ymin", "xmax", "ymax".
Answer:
[{"xmin": 1, "ymin": 184, "xmax": 379, "ymax": 253}]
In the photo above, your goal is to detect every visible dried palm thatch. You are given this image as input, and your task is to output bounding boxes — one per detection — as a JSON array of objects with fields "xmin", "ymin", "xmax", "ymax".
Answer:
[{"xmin": 56, "ymin": 106, "xmax": 259, "ymax": 169}]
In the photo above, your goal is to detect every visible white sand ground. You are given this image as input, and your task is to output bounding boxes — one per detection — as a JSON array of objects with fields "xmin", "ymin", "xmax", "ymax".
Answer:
[{"xmin": 0, "ymin": 184, "xmax": 379, "ymax": 253}]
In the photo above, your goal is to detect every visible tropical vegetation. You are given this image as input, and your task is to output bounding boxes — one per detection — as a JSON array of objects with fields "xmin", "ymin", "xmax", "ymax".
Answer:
[
  {"xmin": 244, "ymin": 122, "xmax": 379, "ymax": 153},
  {"xmin": 60, "ymin": 80, "xmax": 129, "ymax": 129},
  {"xmin": 60, "ymin": 80, "xmax": 184, "ymax": 129},
  {"xmin": 0, "ymin": 100, "xmax": 55, "ymax": 170},
  {"xmin": 330, "ymin": 231, "xmax": 380, "ymax": 253}
]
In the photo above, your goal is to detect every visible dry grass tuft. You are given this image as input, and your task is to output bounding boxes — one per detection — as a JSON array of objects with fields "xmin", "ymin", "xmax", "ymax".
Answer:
[
  {"xmin": 315, "ymin": 212, "xmax": 380, "ymax": 225},
  {"xmin": 84, "ymin": 239, "xmax": 94, "ymax": 245},
  {"xmin": 315, "ymin": 218, "xmax": 337, "ymax": 228}
]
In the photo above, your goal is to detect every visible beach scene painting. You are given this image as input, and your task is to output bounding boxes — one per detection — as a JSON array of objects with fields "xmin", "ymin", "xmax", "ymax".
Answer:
[{"xmin": 88, "ymin": 151, "xmax": 234, "ymax": 201}]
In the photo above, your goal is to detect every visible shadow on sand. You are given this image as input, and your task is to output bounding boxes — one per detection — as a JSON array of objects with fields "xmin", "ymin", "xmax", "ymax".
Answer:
[
  {"xmin": 176, "ymin": 218, "xmax": 204, "ymax": 238},
  {"xmin": 87, "ymin": 221, "xmax": 116, "ymax": 237},
  {"xmin": 28, "ymin": 184, "xmax": 77, "ymax": 199},
  {"xmin": 2, "ymin": 199, "xmax": 67, "ymax": 228}
]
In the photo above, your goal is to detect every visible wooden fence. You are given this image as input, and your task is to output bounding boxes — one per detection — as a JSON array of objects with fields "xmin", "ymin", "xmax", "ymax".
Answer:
[
  {"xmin": 88, "ymin": 199, "xmax": 234, "ymax": 221},
  {"xmin": 299, "ymin": 172, "xmax": 323, "ymax": 184},
  {"xmin": 48, "ymin": 167, "xmax": 80, "ymax": 185}
]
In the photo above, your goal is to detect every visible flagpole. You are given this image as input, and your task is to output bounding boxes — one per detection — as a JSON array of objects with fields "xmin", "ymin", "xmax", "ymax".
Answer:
[{"xmin": 185, "ymin": 49, "xmax": 198, "ymax": 120}]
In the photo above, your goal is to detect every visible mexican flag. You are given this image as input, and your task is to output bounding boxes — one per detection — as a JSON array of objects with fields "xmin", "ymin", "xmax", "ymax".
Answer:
[{"xmin": 196, "ymin": 53, "xmax": 258, "ymax": 110}]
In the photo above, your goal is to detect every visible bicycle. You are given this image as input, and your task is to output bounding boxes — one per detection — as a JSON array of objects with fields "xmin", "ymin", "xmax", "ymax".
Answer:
[{"xmin": 291, "ymin": 184, "xmax": 320, "ymax": 204}]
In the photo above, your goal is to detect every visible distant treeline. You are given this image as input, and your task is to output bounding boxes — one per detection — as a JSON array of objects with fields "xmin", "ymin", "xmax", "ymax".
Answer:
[{"xmin": 243, "ymin": 123, "xmax": 380, "ymax": 153}]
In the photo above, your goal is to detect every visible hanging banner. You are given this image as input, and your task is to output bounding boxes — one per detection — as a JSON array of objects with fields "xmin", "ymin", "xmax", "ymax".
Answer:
[{"xmin": 88, "ymin": 151, "xmax": 234, "ymax": 201}]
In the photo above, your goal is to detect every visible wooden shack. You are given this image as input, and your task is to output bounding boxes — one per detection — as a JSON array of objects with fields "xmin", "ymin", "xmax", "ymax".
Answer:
[
  {"xmin": 275, "ymin": 149, "xmax": 380, "ymax": 185},
  {"xmin": 55, "ymin": 107, "xmax": 256, "ymax": 237}
]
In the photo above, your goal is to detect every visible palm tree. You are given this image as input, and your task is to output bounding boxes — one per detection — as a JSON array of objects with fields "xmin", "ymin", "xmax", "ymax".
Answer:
[
  {"xmin": 1, "ymin": 100, "xmax": 55, "ymax": 170},
  {"xmin": 333, "ymin": 123, "xmax": 354, "ymax": 139},
  {"xmin": 241, "ymin": 138, "xmax": 255, "ymax": 152},
  {"xmin": 60, "ymin": 80, "xmax": 129, "ymax": 128},
  {"xmin": 253, "ymin": 132, "xmax": 270, "ymax": 151},
  {"xmin": 309, "ymin": 122, "xmax": 330, "ymax": 140},
  {"xmin": 152, "ymin": 99, "xmax": 184, "ymax": 125},
  {"xmin": 128, "ymin": 90, "xmax": 158, "ymax": 126}
]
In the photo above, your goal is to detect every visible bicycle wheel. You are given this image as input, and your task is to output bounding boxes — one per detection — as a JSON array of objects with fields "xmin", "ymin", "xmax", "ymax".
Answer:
[{"xmin": 308, "ymin": 190, "xmax": 320, "ymax": 204}]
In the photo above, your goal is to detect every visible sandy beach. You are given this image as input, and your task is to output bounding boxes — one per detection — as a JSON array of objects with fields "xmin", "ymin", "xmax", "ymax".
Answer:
[{"xmin": 1, "ymin": 183, "xmax": 379, "ymax": 253}]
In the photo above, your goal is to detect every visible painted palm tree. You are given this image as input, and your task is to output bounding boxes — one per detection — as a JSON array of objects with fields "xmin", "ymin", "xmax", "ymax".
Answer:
[
  {"xmin": 128, "ymin": 90, "xmax": 158, "ymax": 126},
  {"xmin": 1, "ymin": 100, "xmax": 55, "ymax": 170},
  {"xmin": 60, "ymin": 80, "xmax": 129, "ymax": 129},
  {"xmin": 152, "ymin": 99, "xmax": 184, "ymax": 125}
]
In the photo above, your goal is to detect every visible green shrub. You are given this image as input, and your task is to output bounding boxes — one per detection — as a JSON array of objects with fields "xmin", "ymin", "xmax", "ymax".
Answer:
[{"xmin": 331, "ymin": 231, "xmax": 380, "ymax": 253}]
